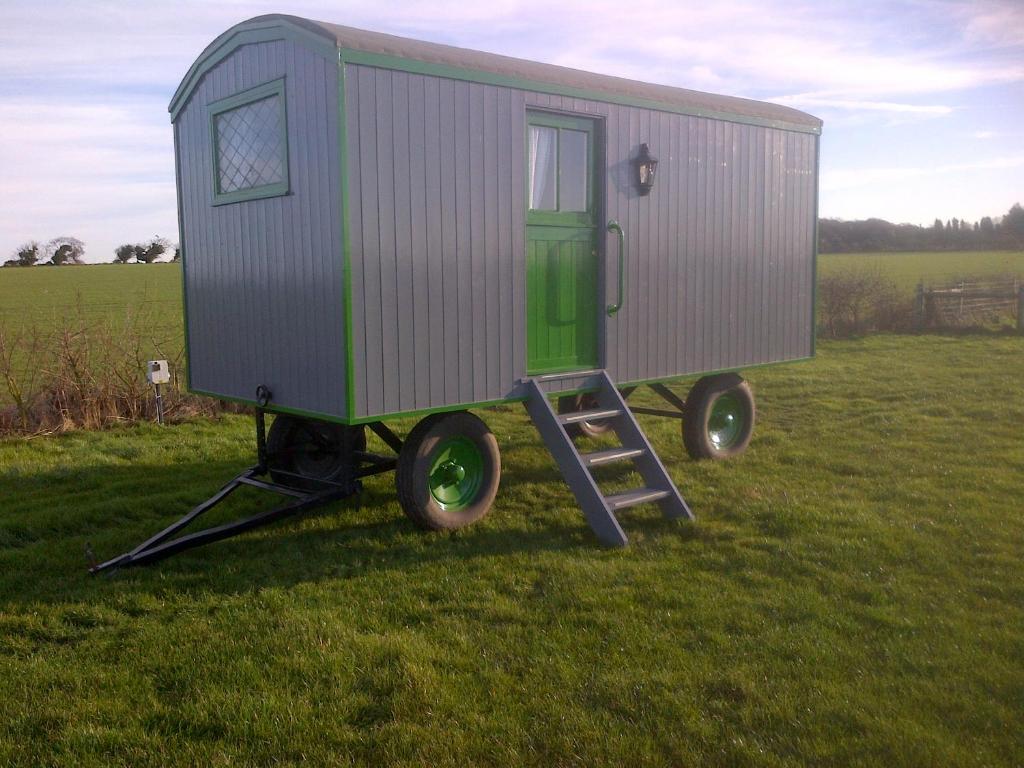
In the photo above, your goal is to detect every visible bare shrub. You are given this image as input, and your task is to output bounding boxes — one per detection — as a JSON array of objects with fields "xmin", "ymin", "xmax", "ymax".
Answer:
[
  {"xmin": 817, "ymin": 268, "xmax": 915, "ymax": 338},
  {"xmin": 0, "ymin": 325, "xmax": 48, "ymax": 431},
  {"xmin": 0, "ymin": 302, "xmax": 242, "ymax": 437}
]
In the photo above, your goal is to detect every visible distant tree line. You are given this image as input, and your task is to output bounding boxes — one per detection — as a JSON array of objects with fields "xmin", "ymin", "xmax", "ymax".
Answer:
[
  {"xmin": 3, "ymin": 237, "xmax": 86, "ymax": 267},
  {"xmin": 3, "ymin": 236, "xmax": 180, "ymax": 266},
  {"xmin": 6, "ymin": 203, "xmax": 1021, "ymax": 265},
  {"xmin": 113, "ymin": 237, "xmax": 179, "ymax": 264},
  {"xmin": 820, "ymin": 202, "xmax": 1024, "ymax": 253}
]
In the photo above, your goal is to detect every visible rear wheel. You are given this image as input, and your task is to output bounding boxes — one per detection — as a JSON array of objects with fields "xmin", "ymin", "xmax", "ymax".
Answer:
[
  {"xmin": 682, "ymin": 375, "xmax": 755, "ymax": 460},
  {"xmin": 558, "ymin": 393, "xmax": 613, "ymax": 438},
  {"xmin": 396, "ymin": 412, "xmax": 501, "ymax": 531},
  {"xmin": 266, "ymin": 415, "xmax": 365, "ymax": 493}
]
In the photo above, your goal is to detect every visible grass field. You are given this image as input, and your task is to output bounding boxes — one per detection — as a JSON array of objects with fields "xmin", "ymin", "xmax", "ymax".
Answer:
[
  {"xmin": 0, "ymin": 262, "xmax": 183, "ymax": 333},
  {"xmin": 2, "ymin": 251, "xmax": 1022, "ymax": 336},
  {"xmin": 818, "ymin": 250, "xmax": 1024, "ymax": 290},
  {"xmin": 1, "ymin": 333, "xmax": 1023, "ymax": 766},
  {"xmin": 1, "ymin": 254, "xmax": 1023, "ymax": 763}
]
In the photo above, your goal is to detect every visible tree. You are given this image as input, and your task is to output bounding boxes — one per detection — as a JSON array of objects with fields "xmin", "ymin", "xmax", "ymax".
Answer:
[
  {"xmin": 817, "ymin": 205, "xmax": 1022, "ymax": 253},
  {"xmin": 134, "ymin": 237, "xmax": 170, "ymax": 264},
  {"xmin": 172, "ymin": 246, "xmax": 181, "ymax": 262},
  {"xmin": 46, "ymin": 236, "xmax": 85, "ymax": 265},
  {"xmin": 1004, "ymin": 202, "xmax": 1024, "ymax": 246},
  {"xmin": 11, "ymin": 241, "xmax": 41, "ymax": 266},
  {"xmin": 113, "ymin": 244, "xmax": 136, "ymax": 264}
]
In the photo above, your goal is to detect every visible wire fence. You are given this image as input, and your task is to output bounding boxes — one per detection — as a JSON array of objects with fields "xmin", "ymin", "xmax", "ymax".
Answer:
[{"xmin": 916, "ymin": 276, "xmax": 1023, "ymax": 331}]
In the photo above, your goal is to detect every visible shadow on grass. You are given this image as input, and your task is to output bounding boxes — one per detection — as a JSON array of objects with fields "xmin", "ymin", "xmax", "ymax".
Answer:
[{"xmin": 0, "ymin": 454, "xmax": 699, "ymax": 608}]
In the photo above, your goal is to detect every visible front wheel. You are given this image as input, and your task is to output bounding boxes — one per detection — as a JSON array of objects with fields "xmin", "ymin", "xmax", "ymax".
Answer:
[
  {"xmin": 682, "ymin": 374, "xmax": 755, "ymax": 460},
  {"xmin": 396, "ymin": 411, "xmax": 501, "ymax": 531},
  {"xmin": 265, "ymin": 415, "xmax": 366, "ymax": 492}
]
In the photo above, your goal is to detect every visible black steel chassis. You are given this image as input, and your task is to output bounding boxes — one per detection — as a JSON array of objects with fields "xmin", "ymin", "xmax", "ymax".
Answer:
[
  {"xmin": 89, "ymin": 411, "xmax": 402, "ymax": 574},
  {"xmin": 89, "ymin": 382, "xmax": 690, "ymax": 573},
  {"xmin": 628, "ymin": 383, "xmax": 688, "ymax": 420}
]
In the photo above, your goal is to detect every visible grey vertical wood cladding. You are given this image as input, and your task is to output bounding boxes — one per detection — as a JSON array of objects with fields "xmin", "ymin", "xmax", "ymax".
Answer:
[
  {"xmin": 176, "ymin": 40, "xmax": 815, "ymax": 424},
  {"xmin": 344, "ymin": 63, "xmax": 816, "ymax": 420},
  {"xmin": 175, "ymin": 39, "xmax": 346, "ymax": 418}
]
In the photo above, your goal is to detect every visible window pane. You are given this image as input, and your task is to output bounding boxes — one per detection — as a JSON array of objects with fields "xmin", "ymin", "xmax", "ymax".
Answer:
[
  {"xmin": 216, "ymin": 94, "xmax": 285, "ymax": 193},
  {"xmin": 559, "ymin": 129, "xmax": 588, "ymax": 212},
  {"xmin": 528, "ymin": 125, "xmax": 557, "ymax": 210}
]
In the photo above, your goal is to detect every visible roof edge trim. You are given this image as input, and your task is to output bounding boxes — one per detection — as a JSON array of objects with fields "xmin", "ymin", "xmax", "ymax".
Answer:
[
  {"xmin": 339, "ymin": 48, "xmax": 821, "ymax": 135},
  {"xmin": 170, "ymin": 15, "xmax": 820, "ymax": 134},
  {"xmin": 169, "ymin": 19, "xmax": 337, "ymax": 121}
]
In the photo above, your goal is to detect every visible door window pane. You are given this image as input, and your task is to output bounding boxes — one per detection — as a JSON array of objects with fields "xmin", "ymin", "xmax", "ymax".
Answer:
[
  {"xmin": 559, "ymin": 129, "xmax": 588, "ymax": 212},
  {"xmin": 528, "ymin": 125, "xmax": 557, "ymax": 210}
]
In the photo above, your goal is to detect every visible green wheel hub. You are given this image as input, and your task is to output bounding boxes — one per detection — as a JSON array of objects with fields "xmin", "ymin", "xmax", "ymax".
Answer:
[
  {"xmin": 708, "ymin": 393, "xmax": 745, "ymax": 449},
  {"xmin": 428, "ymin": 436, "xmax": 484, "ymax": 511}
]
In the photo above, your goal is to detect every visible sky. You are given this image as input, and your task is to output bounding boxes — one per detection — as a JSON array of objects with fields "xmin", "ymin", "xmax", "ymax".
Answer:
[{"xmin": 0, "ymin": 0, "xmax": 1022, "ymax": 263}]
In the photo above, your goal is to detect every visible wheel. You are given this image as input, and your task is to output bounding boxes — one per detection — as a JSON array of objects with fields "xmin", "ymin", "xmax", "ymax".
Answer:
[
  {"xmin": 396, "ymin": 411, "xmax": 501, "ymax": 531},
  {"xmin": 682, "ymin": 374, "xmax": 755, "ymax": 460},
  {"xmin": 266, "ymin": 415, "xmax": 366, "ymax": 492},
  {"xmin": 558, "ymin": 393, "xmax": 613, "ymax": 438}
]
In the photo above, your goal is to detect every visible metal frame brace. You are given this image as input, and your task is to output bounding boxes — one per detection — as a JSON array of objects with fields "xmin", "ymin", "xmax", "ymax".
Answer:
[{"xmin": 89, "ymin": 412, "xmax": 402, "ymax": 574}]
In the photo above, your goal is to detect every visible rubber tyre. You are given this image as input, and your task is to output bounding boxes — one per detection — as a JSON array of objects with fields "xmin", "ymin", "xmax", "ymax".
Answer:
[
  {"xmin": 396, "ymin": 412, "xmax": 501, "ymax": 531},
  {"xmin": 266, "ymin": 415, "xmax": 365, "ymax": 492},
  {"xmin": 557, "ymin": 393, "xmax": 613, "ymax": 438},
  {"xmin": 683, "ymin": 374, "xmax": 755, "ymax": 460}
]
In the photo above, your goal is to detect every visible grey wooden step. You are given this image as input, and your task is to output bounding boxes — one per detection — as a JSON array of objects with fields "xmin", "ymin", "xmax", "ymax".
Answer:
[
  {"xmin": 558, "ymin": 407, "xmax": 622, "ymax": 425},
  {"xmin": 581, "ymin": 447, "xmax": 645, "ymax": 467},
  {"xmin": 605, "ymin": 488, "xmax": 671, "ymax": 511},
  {"xmin": 523, "ymin": 369, "xmax": 693, "ymax": 548}
]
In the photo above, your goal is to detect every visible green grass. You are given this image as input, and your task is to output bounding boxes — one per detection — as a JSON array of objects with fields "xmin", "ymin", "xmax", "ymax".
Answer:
[
  {"xmin": 0, "ymin": 263, "xmax": 185, "ymax": 408},
  {"xmin": 0, "ymin": 263, "xmax": 183, "ymax": 333},
  {"xmin": 1, "ymin": 334, "xmax": 1022, "ymax": 766},
  {"xmin": 2, "ymin": 253, "xmax": 1020, "ymax": 335},
  {"xmin": 819, "ymin": 250, "xmax": 1024, "ymax": 290}
]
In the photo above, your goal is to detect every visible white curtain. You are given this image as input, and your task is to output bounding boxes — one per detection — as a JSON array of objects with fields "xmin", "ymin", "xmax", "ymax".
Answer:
[{"xmin": 528, "ymin": 126, "xmax": 557, "ymax": 210}]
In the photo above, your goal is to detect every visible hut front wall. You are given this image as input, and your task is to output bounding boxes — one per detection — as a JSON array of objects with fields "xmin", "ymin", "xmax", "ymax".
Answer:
[
  {"xmin": 344, "ymin": 62, "xmax": 816, "ymax": 420},
  {"xmin": 176, "ymin": 39, "xmax": 347, "ymax": 418}
]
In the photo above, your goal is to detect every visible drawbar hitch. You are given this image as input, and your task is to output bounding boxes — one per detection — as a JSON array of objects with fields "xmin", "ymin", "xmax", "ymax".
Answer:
[{"xmin": 89, "ymin": 386, "xmax": 401, "ymax": 574}]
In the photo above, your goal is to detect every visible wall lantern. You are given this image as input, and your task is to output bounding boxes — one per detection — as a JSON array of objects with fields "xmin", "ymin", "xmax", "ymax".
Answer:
[{"xmin": 636, "ymin": 142, "xmax": 658, "ymax": 195}]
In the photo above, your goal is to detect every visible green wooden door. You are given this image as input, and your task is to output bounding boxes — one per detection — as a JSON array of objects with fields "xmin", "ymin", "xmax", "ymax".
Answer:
[{"xmin": 526, "ymin": 112, "xmax": 599, "ymax": 374}]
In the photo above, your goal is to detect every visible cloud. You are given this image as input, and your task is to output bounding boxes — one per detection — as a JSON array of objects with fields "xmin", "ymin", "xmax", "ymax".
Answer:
[
  {"xmin": 1, "ymin": 0, "xmax": 1022, "ymax": 260},
  {"xmin": 958, "ymin": 0, "xmax": 1024, "ymax": 48},
  {"xmin": 774, "ymin": 96, "xmax": 954, "ymax": 114},
  {"xmin": 0, "ymin": 99, "xmax": 176, "ymax": 262},
  {"xmin": 822, "ymin": 155, "xmax": 1024, "ymax": 192}
]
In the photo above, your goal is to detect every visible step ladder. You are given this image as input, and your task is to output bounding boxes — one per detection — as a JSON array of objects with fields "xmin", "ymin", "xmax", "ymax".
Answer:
[{"xmin": 523, "ymin": 369, "xmax": 694, "ymax": 546}]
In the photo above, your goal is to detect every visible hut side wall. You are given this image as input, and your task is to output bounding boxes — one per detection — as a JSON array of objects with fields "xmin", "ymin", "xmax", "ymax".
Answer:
[
  {"xmin": 345, "ymin": 63, "xmax": 816, "ymax": 420},
  {"xmin": 175, "ymin": 39, "xmax": 346, "ymax": 418},
  {"xmin": 343, "ymin": 65, "xmax": 526, "ymax": 418}
]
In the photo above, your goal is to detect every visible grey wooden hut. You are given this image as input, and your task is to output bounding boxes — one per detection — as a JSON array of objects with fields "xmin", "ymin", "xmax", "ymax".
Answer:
[{"xmin": 167, "ymin": 14, "xmax": 821, "ymax": 549}]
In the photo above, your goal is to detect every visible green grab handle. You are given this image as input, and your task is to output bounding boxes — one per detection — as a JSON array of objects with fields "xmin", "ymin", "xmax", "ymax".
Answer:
[{"xmin": 606, "ymin": 220, "xmax": 625, "ymax": 316}]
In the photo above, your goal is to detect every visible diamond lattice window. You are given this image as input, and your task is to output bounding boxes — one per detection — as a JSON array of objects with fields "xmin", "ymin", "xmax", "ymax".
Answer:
[{"xmin": 210, "ymin": 79, "xmax": 288, "ymax": 204}]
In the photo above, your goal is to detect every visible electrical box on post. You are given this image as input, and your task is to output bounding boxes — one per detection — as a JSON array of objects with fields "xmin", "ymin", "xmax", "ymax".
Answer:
[{"xmin": 147, "ymin": 360, "xmax": 170, "ymax": 385}]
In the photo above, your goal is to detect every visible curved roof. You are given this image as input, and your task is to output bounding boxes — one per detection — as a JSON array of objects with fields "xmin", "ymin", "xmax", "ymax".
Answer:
[{"xmin": 171, "ymin": 14, "xmax": 821, "ymax": 133}]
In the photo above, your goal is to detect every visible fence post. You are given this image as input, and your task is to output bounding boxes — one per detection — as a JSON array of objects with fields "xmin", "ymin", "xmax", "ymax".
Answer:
[
  {"xmin": 915, "ymin": 281, "xmax": 925, "ymax": 331},
  {"xmin": 1018, "ymin": 286, "xmax": 1023, "ymax": 334}
]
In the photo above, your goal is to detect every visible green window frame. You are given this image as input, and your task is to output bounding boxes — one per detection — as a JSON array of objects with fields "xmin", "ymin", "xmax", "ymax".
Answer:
[{"xmin": 208, "ymin": 77, "xmax": 289, "ymax": 206}]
